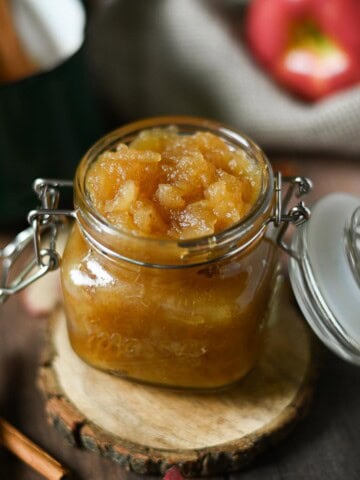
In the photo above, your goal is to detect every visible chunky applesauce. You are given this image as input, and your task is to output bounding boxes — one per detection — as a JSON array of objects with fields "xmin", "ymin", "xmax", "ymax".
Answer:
[
  {"xmin": 61, "ymin": 120, "xmax": 276, "ymax": 389},
  {"xmin": 85, "ymin": 127, "xmax": 262, "ymax": 239}
]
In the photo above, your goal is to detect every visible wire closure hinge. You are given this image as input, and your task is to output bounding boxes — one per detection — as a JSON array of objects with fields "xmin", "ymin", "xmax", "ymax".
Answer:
[
  {"xmin": 270, "ymin": 172, "xmax": 312, "ymax": 258},
  {"xmin": 0, "ymin": 179, "xmax": 74, "ymax": 304}
]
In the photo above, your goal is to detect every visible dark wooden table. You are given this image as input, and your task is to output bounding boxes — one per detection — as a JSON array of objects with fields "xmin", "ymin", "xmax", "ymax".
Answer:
[{"xmin": 1, "ymin": 156, "xmax": 360, "ymax": 480}]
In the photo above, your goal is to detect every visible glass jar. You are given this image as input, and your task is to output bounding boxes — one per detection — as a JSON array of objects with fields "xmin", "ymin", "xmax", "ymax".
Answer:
[
  {"xmin": 61, "ymin": 117, "xmax": 277, "ymax": 390},
  {"xmin": 0, "ymin": 116, "xmax": 313, "ymax": 390}
]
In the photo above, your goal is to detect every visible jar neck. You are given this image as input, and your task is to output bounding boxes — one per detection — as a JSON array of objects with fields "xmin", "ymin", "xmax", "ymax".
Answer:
[
  {"xmin": 75, "ymin": 200, "xmax": 274, "ymax": 269},
  {"xmin": 73, "ymin": 116, "xmax": 275, "ymax": 269}
]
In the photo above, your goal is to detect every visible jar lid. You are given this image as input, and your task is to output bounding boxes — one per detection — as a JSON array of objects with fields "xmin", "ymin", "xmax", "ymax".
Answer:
[{"xmin": 289, "ymin": 193, "xmax": 360, "ymax": 364}]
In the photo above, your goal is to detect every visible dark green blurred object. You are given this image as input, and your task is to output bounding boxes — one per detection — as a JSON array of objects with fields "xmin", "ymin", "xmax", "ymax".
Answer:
[{"xmin": 0, "ymin": 47, "xmax": 103, "ymax": 227}]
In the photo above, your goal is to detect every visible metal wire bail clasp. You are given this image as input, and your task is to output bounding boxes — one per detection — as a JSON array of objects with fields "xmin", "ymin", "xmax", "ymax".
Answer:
[
  {"xmin": 271, "ymin": 172, "xmax": 313, "ymax": 259},
  {"xmin": 0, "ymin": 179, "xmax": 75, "ymax": 304}
]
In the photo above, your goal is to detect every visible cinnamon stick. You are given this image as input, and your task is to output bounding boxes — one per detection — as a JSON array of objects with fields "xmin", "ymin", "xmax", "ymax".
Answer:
[{"xmin": 0, "ymin": 417, "xmax": 70, "ymax": 479}]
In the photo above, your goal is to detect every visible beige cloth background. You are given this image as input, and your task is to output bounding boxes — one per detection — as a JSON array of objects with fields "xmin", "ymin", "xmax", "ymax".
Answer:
[{"xmin": 87, "ymin": 0, "xmax": 360, "ymax": 153}]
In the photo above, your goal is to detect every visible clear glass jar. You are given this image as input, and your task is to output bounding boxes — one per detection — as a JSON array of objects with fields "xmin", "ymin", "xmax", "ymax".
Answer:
[{"xmin": 60, "ymin": 116, "xmax": 278, "ymax": 390}]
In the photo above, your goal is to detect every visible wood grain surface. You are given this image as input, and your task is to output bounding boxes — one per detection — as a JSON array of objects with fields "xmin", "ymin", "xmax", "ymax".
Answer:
[{"xmin": 1, "ymin": 156, "xmax": 360, "ymax": 479}]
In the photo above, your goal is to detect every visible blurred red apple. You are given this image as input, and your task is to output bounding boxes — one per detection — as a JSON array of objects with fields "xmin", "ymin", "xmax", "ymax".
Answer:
[
  {"xmin": 164, "ymin": 466, "xmax": 184, "ymax": 480},
  {"xmin": 246, "ymin": 0, "xmax": 360, "ymax": 100}
]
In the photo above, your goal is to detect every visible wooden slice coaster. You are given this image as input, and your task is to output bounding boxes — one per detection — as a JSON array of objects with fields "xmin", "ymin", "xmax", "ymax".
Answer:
[{"xmin": 37, "ymin": 279, "xmax": 318, "ymax": 476}]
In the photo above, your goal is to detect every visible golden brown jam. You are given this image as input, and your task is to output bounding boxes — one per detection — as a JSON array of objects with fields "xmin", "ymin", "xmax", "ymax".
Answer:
[
  {"xmin": 61, "ymin": 120, "xmax": 276, "ymax": 389},
  {"xmin": 86, "ymin": 128, "xmax": 261, "ymax": 239}
]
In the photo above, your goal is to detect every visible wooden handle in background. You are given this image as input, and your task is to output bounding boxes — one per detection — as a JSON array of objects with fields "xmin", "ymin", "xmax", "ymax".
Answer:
[{"xmin": 0, "ymin": 0, "xmax": 38, "ymax": 83}]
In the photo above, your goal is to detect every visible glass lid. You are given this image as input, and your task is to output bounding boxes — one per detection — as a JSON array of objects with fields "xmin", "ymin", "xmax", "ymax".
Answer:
[{"xmin": 289, "ymin": 193, "xmax": 360, "ymax": 364}]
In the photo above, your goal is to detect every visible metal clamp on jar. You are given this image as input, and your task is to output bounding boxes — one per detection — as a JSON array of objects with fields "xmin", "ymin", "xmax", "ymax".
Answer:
[{"xmin": 0, "ymin": 173, "xmax": 311, "ymax": 299}]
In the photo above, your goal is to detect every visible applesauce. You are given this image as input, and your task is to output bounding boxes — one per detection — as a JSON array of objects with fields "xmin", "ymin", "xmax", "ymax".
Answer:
[{"xmin": 61, "ymin": 116, "xmax": 277, "ymax": 389}]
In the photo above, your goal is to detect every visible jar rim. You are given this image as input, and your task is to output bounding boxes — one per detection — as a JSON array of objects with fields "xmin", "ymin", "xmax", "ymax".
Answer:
[{"xmin": 74, "ymin": 116, "xmax": 274, "ymax": 259}]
